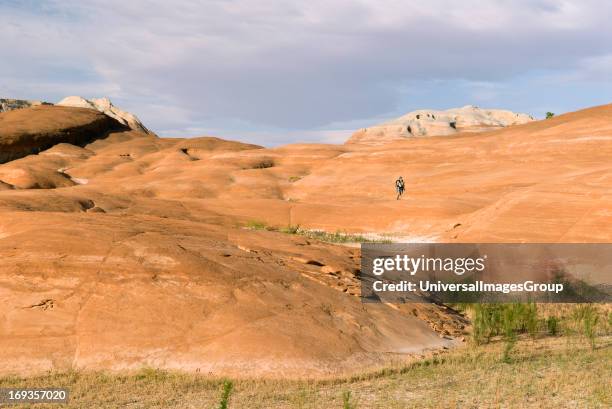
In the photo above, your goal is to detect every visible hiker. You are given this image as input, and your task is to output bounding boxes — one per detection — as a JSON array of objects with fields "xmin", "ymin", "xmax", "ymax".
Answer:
[{"xmin": 395, "ymin": 176, "xmax": 405, "ymax": 200}]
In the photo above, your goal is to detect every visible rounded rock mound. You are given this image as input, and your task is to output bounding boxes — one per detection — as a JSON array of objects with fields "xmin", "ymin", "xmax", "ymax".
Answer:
[
  {"xmin": 57, "ymin": 96, "xmax": 152, "ymax": 134},
  {"xmin": 348, "ymin": 105, "xmax": 535, "ymax": 145},
  {"xmin": 0, "ymin": 105, "xmax": 128, "ymax": 163}
]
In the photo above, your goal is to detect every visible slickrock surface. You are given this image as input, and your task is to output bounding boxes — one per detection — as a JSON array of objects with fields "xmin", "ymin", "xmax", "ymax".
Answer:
[{"xmin": 2, "ymin": 103, "xmax": 611, "ymax": 377}]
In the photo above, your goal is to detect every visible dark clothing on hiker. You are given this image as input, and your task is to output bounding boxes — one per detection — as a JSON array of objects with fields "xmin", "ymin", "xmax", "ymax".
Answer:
[{"xmin": 395, "ymin": 177, "xmax": 405, "ymax": 200}]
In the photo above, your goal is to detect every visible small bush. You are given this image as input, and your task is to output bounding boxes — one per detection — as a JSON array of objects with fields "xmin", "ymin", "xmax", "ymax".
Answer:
[
  {"xmin": 342, "ymin": 390, "xmax": 357, "ymax": 409},
  {"xmin": 546, "ymin": 316, "xmax": 560, "ymax": 335},
  {"xmin": 501, "ymin": 305, "xmax": 519, "ymax": 362},
  {"xmin": 470, "ymin": 303, "xmax": 539, "ymax": 361},
  {"xmin": 545, "ymin": 112, "xmax": 555, "ymax": 119},
  {"xmin": 300, "ymin": 230, "xmax": 390, "ymax": 244},
  {"xmin": 218, "ymin": 379, "xmax": 233, "ymax": 409},
  {"xmin": 471, "ymin": 304, "xmax": 496, "ymax": 344},
  {"xmin": 279, "ymin": 225, "xmax": 301, "ymax": 234},
  {"xmin": 523, "ymin": 303, "xmax": 539, "ymax": 338},
  {"xmin": 252, "ymin": 159, "xmax": 274, "ymax": 169},
  {"xmin": 134, "ymin": 367, "xmax": 168, "ymax": 382},
  {"xmin": 244, "ymin": 221, "xmax": 391, "ymax": 244},
  {"xmin": 502, "ymin": 334, "xmax": 517, "ymax": 363},
  {"xmin": 245, "ymin": 220, "xmax": 270, "ymax": 230},
  {"xmin": 573, "ymin": 305, "xmax": 599, "ymax": 350}
]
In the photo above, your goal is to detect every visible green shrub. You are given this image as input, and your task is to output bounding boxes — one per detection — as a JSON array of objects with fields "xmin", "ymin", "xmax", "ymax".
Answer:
[
  {"xmin": 245, "ymin": 221, "xmax": 392, "ymax": 244},
  {"xmin": 573, "ymin": 305, "xmax": 599, "ymax": 350},
  {"xmin": 245, "ymin": 220, "xmax": 269, "ymax": 230},
  {"xmin": 134, "ymin": 367, "xmax": 168, "ymax": 382},
  {"xmin": 299, "ymin": 230, "xmax": 390, "ymax": 244},
  {"xmin": 469, "ymin": 303, "xmax": 540, "ymax": 361},
  {"xmin": 471, "ymin": 304, "xmax": 496, "ymax": 344},
  {"xmin": 545, "ymin": 112, "xmax": 555, "ymax": 119},
  {"xmin": 546, "ymin": 316, "xmax": 559, "ymax": 335},
  {"xmin": 501, "ymin": 305, "xmax": 519, "ymax": 362},
  {"xmin": 342, "ymin": 390, "xmax": 357, "ymax": 409},
  {"xmin": 218, "ymin": 379, "xmax": 233, "ymax": 409},
  {"xmin": 502, "ymin": 333, "xmax": 517, "ymax": 363}
]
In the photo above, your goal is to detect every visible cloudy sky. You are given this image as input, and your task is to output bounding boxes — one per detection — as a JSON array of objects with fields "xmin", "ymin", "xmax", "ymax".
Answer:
[{"xmin": 1, "ymin": 0, "xmax": 611, "ymax": 145}]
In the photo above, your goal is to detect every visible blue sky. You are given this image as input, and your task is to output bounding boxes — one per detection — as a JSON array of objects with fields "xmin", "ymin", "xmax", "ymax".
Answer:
[{"xmin": 1, "ymin": 0, "xmax": 611, "ymax": 145}]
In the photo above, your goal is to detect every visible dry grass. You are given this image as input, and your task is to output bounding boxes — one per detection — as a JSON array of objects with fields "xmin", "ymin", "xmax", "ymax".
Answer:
[
  {"xmin": 244, "ymin": 220, "xmax": 392, "ymax": 244},
  {"xmin": 1, "ymin": 335, "xmax": 610, "ymax": 408}
]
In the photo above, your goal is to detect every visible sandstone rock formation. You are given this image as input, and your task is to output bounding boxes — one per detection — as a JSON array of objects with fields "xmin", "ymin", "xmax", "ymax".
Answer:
[
  {"xmin": 0, "ymin": 98, "xmax": 49, "ymax": 112},
  {"xmin": 1, "ymin": 102, "xmax": 611, "ymax": 378},
  {"xmin": 348, "ymin": 105, "xmax": 535, "ymax": 145},
  {"xmin": 57, "ymin": 96, "xmax": 152, "ymax": 134},
  {"xmin": 2, "ymin": 96, "xmax": 153, "ymax": 135},
  {"xmin": 0, "ymin": 105, "xmax": 131, "ymax": 164}
]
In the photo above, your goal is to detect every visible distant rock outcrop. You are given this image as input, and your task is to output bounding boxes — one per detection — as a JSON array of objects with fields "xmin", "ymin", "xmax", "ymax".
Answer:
[
  {"xmin": 347, "ymin": 105, "xmax": 535, "ymax": 145},
  {"xmin": 57, "ymin": 96, "xmax": 152, "ymax": 134},
  {"xmin": 2, "ymin": 96, "xmax": 153, "ymax": 135},
  {"xmin": 0, "ymin": 105, "xmax": 128, "ymax": 163},
  {"xmin": 0, "ymin": 98, "xmax": 50, "ymax": 112}
]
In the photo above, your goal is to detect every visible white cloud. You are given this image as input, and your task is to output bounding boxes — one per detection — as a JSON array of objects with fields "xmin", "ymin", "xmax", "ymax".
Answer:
[
  {"xmin": 572, "ymin": 54, "xmax": 612, "ymax": 82},
  {"xmin": 1, "ymin": 0, "xmax": 611, "ymax": 143}
]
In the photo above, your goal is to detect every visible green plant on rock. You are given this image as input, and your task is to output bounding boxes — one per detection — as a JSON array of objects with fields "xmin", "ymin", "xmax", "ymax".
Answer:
[
  {"xmin": 342, "ymin": 390, "xmax": 357, "ymax": 409},
  {"xmin": 218, "ymin": 379, "xmax": 234, "ymax": 409}
]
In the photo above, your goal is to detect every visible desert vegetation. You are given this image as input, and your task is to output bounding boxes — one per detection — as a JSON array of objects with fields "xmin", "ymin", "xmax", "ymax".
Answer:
[
  {"xmin": 244, "ymin": 221, "xmax": 392, "ymax": 244},
  {"xmin": 459, "ymin": 303, "xmax": 610, "ymax": 363},
  {"xmin": 1, "ymin": 304, "xmax": 609, "ymax": 408},
  {"xmin": 1, "ymin": 333, "xmax": 609, "ymax": 407}
]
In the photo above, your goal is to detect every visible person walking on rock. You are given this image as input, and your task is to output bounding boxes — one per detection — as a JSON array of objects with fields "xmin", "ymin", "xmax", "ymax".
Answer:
[{"xmin": 395, "ymin": 176, "xmax": 405, "ymax": 200}]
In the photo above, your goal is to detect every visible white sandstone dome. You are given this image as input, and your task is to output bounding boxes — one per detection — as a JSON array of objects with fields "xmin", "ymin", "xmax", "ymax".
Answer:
[
  {"xmin": 347, "ymin": 105, "xmax": 535, "ymax": 145},
  {"xmin": 57, "ymin": 96, "xmax": 152, "ymax": 134}
]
